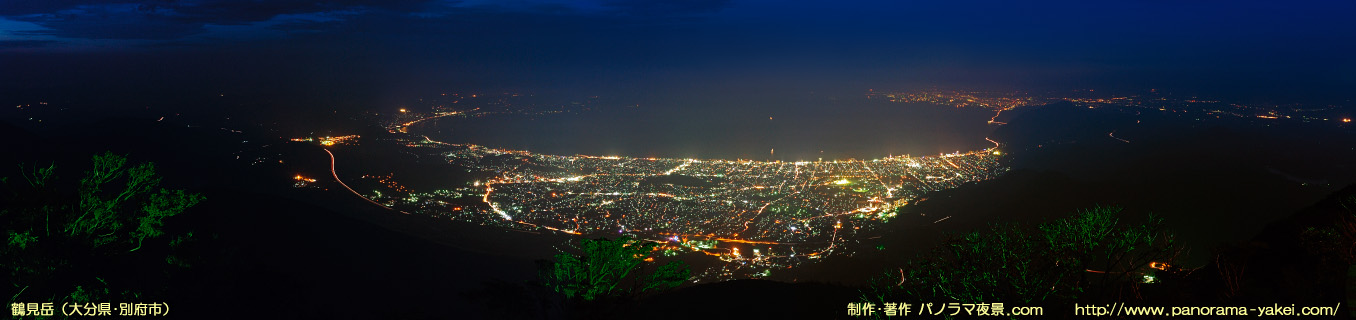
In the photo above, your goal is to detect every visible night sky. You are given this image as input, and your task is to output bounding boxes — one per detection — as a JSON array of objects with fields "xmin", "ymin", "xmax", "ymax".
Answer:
[{"xmin": 2, "ymin": 0, "xmax": 1354, "ymax": 108}]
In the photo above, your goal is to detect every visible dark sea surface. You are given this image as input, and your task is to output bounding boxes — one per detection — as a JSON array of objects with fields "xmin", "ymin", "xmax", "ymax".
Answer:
[{"xmin": 420, "ymin": 97, "xmax": 1000, "ymax": 160}]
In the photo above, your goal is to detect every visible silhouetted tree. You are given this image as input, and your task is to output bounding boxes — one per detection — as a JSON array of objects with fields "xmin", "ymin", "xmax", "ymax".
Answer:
[
  {"xmin": 542, "ymin": 236, "xmax": 690, "ymax": 301},
  {"xmin": 862, "ymin": 206, "xmax": 1180, "ymax": 316},
  {"xmin": 1299, "ymin": 195, "xmax": 1356, "ymax": 264},
  {"xmin": 3, "ymin": 152, "xmax": 203, "ymax": 316}
]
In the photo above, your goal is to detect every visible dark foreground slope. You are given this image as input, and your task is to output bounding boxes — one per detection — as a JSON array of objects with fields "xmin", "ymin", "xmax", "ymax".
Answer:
[
  {"xmin": 172, "ymin": 189, "xmax": 539, "ymax": 319},
  {"xmin": 1190, "ymin": 184, "xmax": 1356, "ymax": 307},
  {"xmin": 989, "ymin": 102, "xmax": 1356, "ymax": 263},
  {"xmin": 1, "ymin": 119, "xmax": 546, "ymax": 319}
]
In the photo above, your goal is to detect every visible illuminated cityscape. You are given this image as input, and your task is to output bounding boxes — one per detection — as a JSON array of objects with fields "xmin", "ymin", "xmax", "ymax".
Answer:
[
  {"xmin": 303, "ymin": 106, "xmax": 1009, "ymax": 280},
  {"xmin": 283, "ymin": 87, "xmax": 1355, "ymax": 281},
  {"xmin": 871, "ymin": 88, "xmax": 1353, "ymax": 125}
]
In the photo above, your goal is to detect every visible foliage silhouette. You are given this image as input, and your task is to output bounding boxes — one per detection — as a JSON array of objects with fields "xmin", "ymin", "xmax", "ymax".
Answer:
[
  {"xmin": 862, "ymin": 206, "xmax": 1180, "ymax": 314},
  {"xmin": 3, "ymin": 152, "xmax": 204, "ymax": 314}
]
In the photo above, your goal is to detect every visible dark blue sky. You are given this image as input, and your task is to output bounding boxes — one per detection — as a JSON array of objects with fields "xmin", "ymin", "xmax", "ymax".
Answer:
[{"xmin": 2, "ymin": 0, "xmax": 1354, "ymax": 106}]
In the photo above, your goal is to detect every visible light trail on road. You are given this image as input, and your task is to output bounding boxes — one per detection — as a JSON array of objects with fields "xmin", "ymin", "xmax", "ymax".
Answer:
[
  {"xmin": 326, "ymin": 148, "xmax": 411, "ymax": 214},
  {"xmin": 1109, "ymin": 131, "xmax": 1131, "ymax": 143},
  {"xmin": 393, "ymin": 109, "xmax": 472, "ymax": 133},
  {"xmin": 988, "ymin": 107, "xmax": 1010, "ymax": 125}
]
